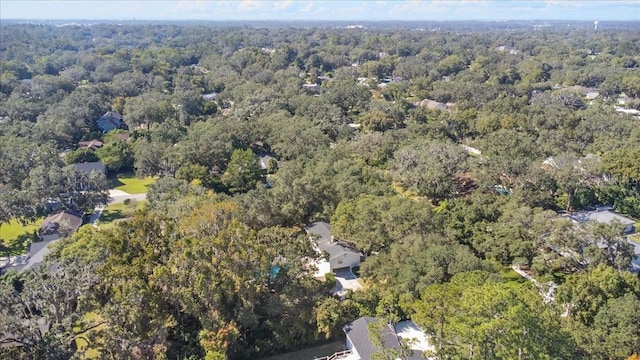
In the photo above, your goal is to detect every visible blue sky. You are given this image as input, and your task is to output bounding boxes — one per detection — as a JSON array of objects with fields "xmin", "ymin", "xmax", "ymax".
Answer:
[{"xmin": 1, "ymin": 1, "xmax": 639, "ymax": 21}]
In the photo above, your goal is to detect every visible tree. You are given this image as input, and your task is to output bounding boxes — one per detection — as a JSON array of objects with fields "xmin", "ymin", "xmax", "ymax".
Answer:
[
  {"xmin": 586, "ymin": 293, "xmax": 640, "ymax": 359},
  {"xmin": 331, "ymin": 195, "xmax": 434, "ymax": 254},
  {"xmin": 391, "ymin": 140, "xmax": 469, "ymax": 202},
  {"xmin": 0, "ymin": 258, "xmax": 103, "ymax": 359},
  {"xmin": 545, "ymin": 153, "xmax": 605, "ymax": 211},
  {"xmin": 556, "ymin": 264, "xmax": 640, "ymax": 327},
  {"xmin": 124, "ymin": 91, "xmax": 175, "ymax": 130},
  {"xmin": 222, "ymin": 149, "xmax": 260, "ymax": 194},
  {"xmin": 316, "ymin": 297, "xmax": 358, "ymax": 340},
  {"xmin": 95, "ymin": 141, "xmax": 134, "ymax": 173},
  {"xmin": 582, "ymin": 221, "xmax": 635, "ymax": 271},
  {"xmin": 64, "ymin": 148, "xmax": 99, "ymax": 165}
]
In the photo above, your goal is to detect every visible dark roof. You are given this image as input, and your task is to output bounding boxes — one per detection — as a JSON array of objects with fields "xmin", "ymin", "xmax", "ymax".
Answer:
[
  {"xmin": 74, "ymin": 161, "xmax": 107, "ymax": 175},
  {"xmin": 344, "ymin": 317, "xmax": 401, "ymax": 360},
  {"xmin": 344, "ymin": 317, "xmax": 429, "ymax": 360},
  {"xmin": 305, "ymin": 222, "xmax": 361, "ymax": 260},
  {"xmin": 96, "ymin": 111, "xmax": 124, "ymax": 133},
  {"xmin": 23, "ymin": 239, "xmax": 59, "ymax": 271},
  {"xmin": 305, "ymin": 222, "xmax": 332, "ymax": 242}
]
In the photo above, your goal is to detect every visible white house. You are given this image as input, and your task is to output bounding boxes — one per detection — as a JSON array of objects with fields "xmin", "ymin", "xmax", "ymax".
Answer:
[{"xmin": 305, "ymin": 222, "xmax": 362, "ymax": 278}]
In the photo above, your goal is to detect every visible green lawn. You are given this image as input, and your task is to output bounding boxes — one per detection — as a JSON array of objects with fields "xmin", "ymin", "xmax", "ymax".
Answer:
[
  {"xmin": 97, "ymin": 200, "xmax": 146, "ymax": 229},
  {"xmin": 109, "ymin": 173, "xmax": 156, "ymax": 194},
  {"xmin": 0, "ymin": 218, "xmax": 43, "ymax": 254}
]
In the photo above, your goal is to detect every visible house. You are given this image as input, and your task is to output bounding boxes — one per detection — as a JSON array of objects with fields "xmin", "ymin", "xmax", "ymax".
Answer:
[
  {"xmin": 78, "ymin": 139, "xmax": 104, "ymax": 150},
  {"xmin": 341, "ymin": 317, "xmax": 433, "ymax": 360},
  {"xmin": 21, "ymin": 239, "xmax": 59, "ymax": 271},
  {"xmin": 567, "ymin": 209, "xmax": 636, "ymax": 234},
  {"xmin": 40, "ymin": 210, "xmax": 83, "ymax": 241},
  {"xmin": 628, "ymin": 239, "xmax": 640, "ymax": 272},
  {"xmin": 1, "ymin": 210, "xmax": 84, "ymax": 272},
  {"xmin": 305, "ymin": 222, "xmax": 363, "ymax": 277},
  {"xmin": 416, "ymin": 99, "xmax": 447, "ymax": 111},
  {"xmin": 617, "ymin": 93, "xmax": 631, "ymax": 105},
  {"xmin": 302, "ymin": 83, "xmax": 321, "ymax": 94},
  {"xmin": 96, "ymin": 111, "xmax": 125, "ymax": 133},
  {"xmin": 258, "ymin": 155, "xmax": 279, "ymax": 171},
  {"xmin": 74, "ymin": 161, "xmax": 107, "ymax": 176},
  {"xmin": 201, "ymin": 92, "xmax": 217, "ymax": 101}
]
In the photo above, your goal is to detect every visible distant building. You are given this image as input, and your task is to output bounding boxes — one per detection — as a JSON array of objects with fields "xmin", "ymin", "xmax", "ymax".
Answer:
[
  {"xmin": 302, "ymin": 83, "xmax": 321, "ymax": 94},
  {"xmin": 78, "ymin": 139, "xmax": 104, "ymax": 150},
  {"xmin": 96, "ymin": 111, "xmax": 126, "ymax": 133},
  {"xmin": 416, "ymin": 99, "xmax": 447, "ymax": 111},
  {"xmin": 74, "ymin": 161, "xmax": 107, "ymax": 176},
  {"xmin": 567, "ymin": 209, "xmax": 636, "ymax": 235}
]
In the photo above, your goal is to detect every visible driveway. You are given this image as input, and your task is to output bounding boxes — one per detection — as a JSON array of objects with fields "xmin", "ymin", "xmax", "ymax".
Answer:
[
  {"xmin": 332, "ymin": 268, "xmax": 363, "ymax": 297},
  {"xmin": 108, "ymin": 189, "xmax": 147, "ymax": 204},
  {"xmin": 89, "ymin": 190, "xmax": 147, "ymax": 226}
]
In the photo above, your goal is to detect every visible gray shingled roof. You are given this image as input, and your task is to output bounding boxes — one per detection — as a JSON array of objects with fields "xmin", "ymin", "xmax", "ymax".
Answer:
[
  {"xmin": 74, "ymin": 161, "xmax": 107, "ymax": 175},
  {"xmin": 23, "ymin": 239, "xmax": 59, "ymax": 271},
  {"xmin": 305, "ymin": 222, "xmax": 361, "ymax": 262},
  {"xmin": 344, "ymin": 317, "xmax": 399, "ymax": 360},
  {"xmin": 588, "ymin": 211, "xmax": 635, "ymax": 226},
  {"xmin": 343, "ymin": 317, "xmax": 427, "ymax": 360},
  {"xmin": 96, "ymin": 111, "xmax": 124, "ymax": 132}
]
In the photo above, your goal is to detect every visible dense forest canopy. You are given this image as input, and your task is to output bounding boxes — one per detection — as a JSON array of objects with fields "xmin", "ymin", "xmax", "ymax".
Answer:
[{"xmin": 1, "ymin": 21, "xmax": 640, "ymax": 359}]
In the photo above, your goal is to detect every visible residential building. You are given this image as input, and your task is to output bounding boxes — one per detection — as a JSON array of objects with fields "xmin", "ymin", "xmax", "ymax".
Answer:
[
  {"xmin": 74, "ymin": 161, "xmax": 107, "ymax": 177},
  {"xmin": 305, "ymin": 222, "xmax": 363, "ymax": 278},
  {"xmin": 340, "ymin": 317, "xmax": 433, "ymax": 360},
  {"xmin": 96, "ymin": 111, "xmax": 126, "ymax": 133},
  {"xmin": 567, "ymin": 209, "xmax": 636, "ymax": 235},
  {"xmin": 78, "ymin": 139, "xmax": 104, "ymax": 150}
]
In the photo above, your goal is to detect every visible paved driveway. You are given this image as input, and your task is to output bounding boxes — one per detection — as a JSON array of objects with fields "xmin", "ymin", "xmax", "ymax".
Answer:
[
  {"xmin": 108, "ymin": 189, "xmax": 147, "ymax": 204},
  {"xmin": 332, "ymin": 268, "xmax": 363, "ymax": 296}
]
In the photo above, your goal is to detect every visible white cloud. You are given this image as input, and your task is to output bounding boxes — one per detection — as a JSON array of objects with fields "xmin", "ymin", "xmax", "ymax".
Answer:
[
  {"xmin": 300, "ymin": 1, "xmax": 314, "ymax": 13},
  {"xmin": 173, "ymin": 0, "xmax": 209, "ymax": 12},
  {"xmin": 274, "ymin": 0, "xmax": 293, "ymax": 11},
  {"xmin": 390, "ymin": 0, "xmax": 448, "ymax": 17},
  {"xmin": 238, "ymin": 0, "xmax": 261, "ymax": 12}
]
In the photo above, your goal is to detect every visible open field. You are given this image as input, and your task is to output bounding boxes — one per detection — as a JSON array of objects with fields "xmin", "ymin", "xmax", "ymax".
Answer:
[
  {"xmin": 109, "ymin": 173, "xmax": 156, "ymax": 194},
  {"xmin": 0, "ymin": 218, "xmax": 43, "ymax": 254}
]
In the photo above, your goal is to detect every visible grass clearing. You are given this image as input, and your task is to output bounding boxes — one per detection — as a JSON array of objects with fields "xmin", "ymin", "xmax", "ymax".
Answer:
[
  {"xmin": 97, "ymin": 200, "xmax": 146, "ymax": 229},
  {"xmin": 109, "ymin": 172, "xmax": 155, "ymax": 194},
  {"xmin": 0, "ymin": 218, "xmax": 43, "ymax": 254}
]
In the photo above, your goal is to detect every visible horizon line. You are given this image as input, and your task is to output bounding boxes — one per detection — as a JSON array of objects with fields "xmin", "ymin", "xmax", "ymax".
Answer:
[{"xmin": 3, "ymin": 18, "xmax": 639, "ymax": 22}]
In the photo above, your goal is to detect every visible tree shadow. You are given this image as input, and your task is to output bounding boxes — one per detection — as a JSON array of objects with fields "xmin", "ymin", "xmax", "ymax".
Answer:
[
  {"xmin": 100, "ymin": 210, "xmax": 127, "ymax": 223},
  {"xmin": 108, "ymin": 176, "xmax": 125, "ymax": 189}
]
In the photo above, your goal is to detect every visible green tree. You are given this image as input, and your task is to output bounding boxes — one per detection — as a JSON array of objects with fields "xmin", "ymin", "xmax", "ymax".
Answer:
[
  {"xmin": 222, "ymin": 149, "xmax": 260, "ymax": 194},
  {"xmin": 95, "ymin": 141, "xmax": 134, "ymax": 173}
]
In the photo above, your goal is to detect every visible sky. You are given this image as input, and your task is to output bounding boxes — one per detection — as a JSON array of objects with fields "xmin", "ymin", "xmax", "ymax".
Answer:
[{"xmin": 1, "ymin": 0, "xmax": 639, "ymax": 21}]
